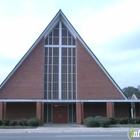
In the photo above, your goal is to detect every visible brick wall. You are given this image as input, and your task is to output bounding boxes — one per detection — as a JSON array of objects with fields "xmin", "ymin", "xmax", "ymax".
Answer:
[
  {"xmin": 77, "ymin": 39, "xmax": 124, "ymax": 99},
  {"xmin": 36, "ymin": 102, "xmax": 44, "ymax": 124},
  {"xmin": 106, "ymin": 102, "xmax": 114, "ymax": 118},
  {"xmin": 6, "ymin": 102, "xmax": 36, "ymax": 119},
  {"xmin": 76, "ymin": 102, "xmax": 83, "ymax": 125},
  {"xmin": 135, "ymin": 103, "xmax": 140, "ymax": 117},
  {"xmin": 114, "ymin": 102, "xmax": 130, "ymax": 118},
  {"xmin": 0, "ymin": 39, "xmax": 44, "ymax": 99},
  {"xmin": 0, "ymin": 102, "xmax": 3, "ymax": 119},
  {"xmin": 84, "ymin": 102, "xmax": 106, "ymax": 118}
]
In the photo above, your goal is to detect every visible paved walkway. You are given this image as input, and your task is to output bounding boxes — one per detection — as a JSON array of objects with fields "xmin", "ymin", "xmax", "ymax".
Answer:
[{"xmin": 0, "ymin": 124, "xmax": 139, "ymax": 133}]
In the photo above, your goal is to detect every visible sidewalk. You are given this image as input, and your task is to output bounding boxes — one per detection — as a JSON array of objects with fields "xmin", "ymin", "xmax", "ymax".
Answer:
[{"xmin": 0, "ymin": 124, "xmax": 139, "ymax": 133}]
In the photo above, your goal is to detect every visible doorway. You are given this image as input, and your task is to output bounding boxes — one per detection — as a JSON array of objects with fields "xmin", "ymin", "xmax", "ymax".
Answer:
[{"xmin": 53, "ymin": 105, "xmax": 68, "ymax": 123}]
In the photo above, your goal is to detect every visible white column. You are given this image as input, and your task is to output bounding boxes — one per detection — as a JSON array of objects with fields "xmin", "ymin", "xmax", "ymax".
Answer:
[{"xmin": 131, "ymin": 108, "xmax": 134, "ymax": 118}]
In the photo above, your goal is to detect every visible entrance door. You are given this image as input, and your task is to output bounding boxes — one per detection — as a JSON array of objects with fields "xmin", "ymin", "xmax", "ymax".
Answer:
[{"xmin": 53, "ymin": 105, "xmax": 68, "ymax": 123}]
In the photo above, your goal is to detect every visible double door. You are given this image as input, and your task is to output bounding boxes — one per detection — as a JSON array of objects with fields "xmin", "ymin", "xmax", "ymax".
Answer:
[{"xmin": 53, "ymin": 105, "xmax": 68, "ymax": 123}]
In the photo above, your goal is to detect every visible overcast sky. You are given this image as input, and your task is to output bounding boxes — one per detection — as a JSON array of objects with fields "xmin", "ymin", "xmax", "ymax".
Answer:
[{"xmin": 0, "ymin": 0, "xmax": 140, "ymax": 89}]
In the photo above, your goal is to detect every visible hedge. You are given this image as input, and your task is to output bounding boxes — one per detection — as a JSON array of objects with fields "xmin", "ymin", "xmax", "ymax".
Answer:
[
  {"xmin": 83, "ymin": 116, "xmax": 140, "ymax": 127},
  {"xmin": 0, "ymin": 118, "xmax": 39, "ymax": 126},
  {"xmin": 83, "ymin": 116, "xmax": 110, "ymax": 127}
]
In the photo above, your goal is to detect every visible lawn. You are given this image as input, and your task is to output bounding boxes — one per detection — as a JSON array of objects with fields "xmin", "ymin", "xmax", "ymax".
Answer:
[
  {"xmin": 0, "ymin": 126, "xmax": 37, "ymax": 129},
  {"xmin": 110, "ymin": 124, "xmax": 140, "ymax": 127}
]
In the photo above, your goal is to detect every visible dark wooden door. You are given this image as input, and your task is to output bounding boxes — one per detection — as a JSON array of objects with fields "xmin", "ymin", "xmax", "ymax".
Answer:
[{"xmin": 53, "ymin": 105, "xmax": 68, "ymax": 123}]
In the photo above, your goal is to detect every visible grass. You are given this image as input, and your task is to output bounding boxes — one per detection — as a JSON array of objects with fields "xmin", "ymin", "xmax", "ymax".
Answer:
[
  {"xmin": 0, "ymin": 126, "xmax": 37, "ymax": 129},
  {"xmin": 109, "ymin": 124, "xmax": 140, "ymax": 127}
]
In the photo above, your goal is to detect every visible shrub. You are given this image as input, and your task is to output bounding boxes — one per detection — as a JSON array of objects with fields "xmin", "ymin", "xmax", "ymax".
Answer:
[
  {"xmin": 118, "ymin": 118, "xmax": 129, "ymax": 124},
  {"xmin": 19, "ymin": 118, "xmax": 28, "ymax": 126},
  {"xmin": 94, "ymin": 116, "xmax": 103, "ymax": 120},
  {"xmin": 2, "ymin": 119, "xmax": 10, "ymax": 126},
  {"xmin": 135, "ymin": 117, "xmax": 140, "ymax": 124},
  {"xmin": 84, "ymin": 118, "xmax": 99, "ymax": 127},
  {"xmin": 10, "ymin": 120, "xmax": 18, "ymax": 126},
  {"xmin": 0, "ymin": 120, "xmax": 2, "ymax": 126},
  {"xmin": 28, "ymin": 118, "xmax": 39, "ymax": 126},
  {"xmin": 84, "ymin": 116, "xmax": 110, "ymax": 127},
  {"xmin": 83, "ymin": 117, "xmax": 93, "ymax": 125},
  {"xmin": 109, "ymin": 117, "xmax": 117, "ymax": 124},
  {"xmin": 98, "ymin": 117, "xmax": 110, "ymax": 127},
  {"xmin": 129, "ymin": 118, "xmax": 136, "ymax": 124}
]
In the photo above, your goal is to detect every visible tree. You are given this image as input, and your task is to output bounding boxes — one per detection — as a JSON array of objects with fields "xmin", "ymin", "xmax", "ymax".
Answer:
[
  {"xmin": 122, "ymin": 86, "xmax": 140, "ymax": 99},
  {"xmin": 137, "ymin": 85, "xmax": 140, "ymax": 91}
]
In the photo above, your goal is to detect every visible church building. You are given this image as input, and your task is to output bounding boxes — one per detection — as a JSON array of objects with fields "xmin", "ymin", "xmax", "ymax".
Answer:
[{"xmin": 0, "ymin": 10, "xmax": 139, "ymax": 124}]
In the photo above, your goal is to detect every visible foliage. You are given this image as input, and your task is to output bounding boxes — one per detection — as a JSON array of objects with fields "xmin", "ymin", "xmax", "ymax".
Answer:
[
  {"xmin": 84, "ymin": 116, "xmax": 110, "ymax": 127},
  {"xmin": 0, "ymin": 120, "xmax": 2, "ymax": 126},
  {"xmin": 122, "ymin": 86, "xmax": 140, "ymax": 99},
  {"xmin": 19, "ymin": 118, "xmax": 28, "ymax": 126},
  {"xmin": 109, "ymin": 117, "xmax": 117, "ymax": 124},
  {"xmin": 2, "ymin": 119, "xmax": 10, "ymax": 126},
  {"xmin": 135, "ymin": 117, "xmax": 140, "ymax": 124},
  {"xmin": 117, "ymin": 118, "xmax": 129, "ymax": 124},
  {"xmin": 94, "ymin": 116, "xmax": 103, "ymax": 120},
  {"xmin": 84, "ymin": 116, "xmax": 140, "ymax": 127},
  {"xmin": 129, "ymin": 118, "xmax": 136, "ymax": 124},
  {"xmin": 84, "ymin": 118, "xmax": 99, "ymax": 127},
  {"xmin": 83, "ymin": 117, "xmax": 94, "ymax": 125},
  {"xmin": 98, "ymin": 117, "xmax": 110, "ymax": 127},
  {"xmin": 28, "ymin": 118, "xmax": 39, "ymax": 126},
  {"xmin": 10, "ymin": 120, "xmax": 18, "ymax": 126}
]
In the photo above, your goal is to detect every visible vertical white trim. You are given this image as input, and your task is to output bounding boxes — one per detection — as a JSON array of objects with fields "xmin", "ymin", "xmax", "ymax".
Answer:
[
  {"xmin": 47, "ymin": 48, "xmax": 49, "ymax": 99},
  {"xmin": 131, "ymin": 108, "xmax": 134, "ymax": 118},
  {"xmin": 59, "ymin": 21, "xmax": 62, "ymax": 99},
  {"xmin": 75, "ymin": 47, "xmax": 77, "ymax": 100},
  {"xmin": 51, "ymin": 104, "xmax": 53, "ymax": 123},
  {"xmin": 67, "ymin": 48, "xmax": 69, "ymax": 99},
  {"xmin": 71, "ymin": 48, "xmax": 73, "ymax": 99},
  {"xmin": 52, "ymin": 48, "xmax": 53, "ymax": 99}
]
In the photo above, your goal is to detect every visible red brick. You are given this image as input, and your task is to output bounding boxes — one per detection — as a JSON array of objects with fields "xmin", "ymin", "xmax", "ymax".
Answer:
[
  {"xmin": 36, "ymin": 102, "xmax": 44, "ymax": 125},
  {"xmin": 106, "ymin": 102, "xmax": 114, "ymax": 118},
  {"xmin": 6, "ymin": 102, "xmax": 36, "ymax": 119},
  {"xmin": 76, "ymin": 102, "xmax": 83, "ymax": 125},
  {"xmin": 0, "ymin": 39, "xmax": 44, "ymax": 99},
  {"xmin": 77, "ymin": 39, "xmax": 124, "ymax": 99}
]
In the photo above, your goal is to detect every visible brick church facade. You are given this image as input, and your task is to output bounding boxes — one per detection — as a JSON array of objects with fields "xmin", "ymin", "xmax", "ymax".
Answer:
[{"xmin": 0, "ymin": 10, "xmax": 139, "ymax": 124}]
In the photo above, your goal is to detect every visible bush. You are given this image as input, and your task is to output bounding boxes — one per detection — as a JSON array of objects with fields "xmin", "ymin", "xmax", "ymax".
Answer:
[
  {"xmin": 98, "ymin": 117, "xmax": 110, "ymax": 127},
  {"xmin": 84, "ymin": 116, "xmax": 140, "ymax": 127},
  {"xmin": 84, "ymin": 116, "xmax": 110, "ymax": 127},
  {"xmin": 10, "ymin": 120, "xmax": 18, "ymax": 126},
  {"xmin": 83, "ymin": 117, "xmax": 93, "ymax": 125},
  {"xmin": 0, "ymin": 120, "xmax": 2, "ymax": 126},
  {"xmin": 94, "ymin": 116, "xmax": 103, "ymax": 120},
  {"xmin": 118, "ymin": 118, "xmax": 129, "ymax": 124},
  {"xmin": 84, "ymin": 118, "xmax": 99, "ymax": 127},
  {"xmin": 19, "ymin": 118, "xmax": 28, "ymax": 126},
  {"xmin": 135, "ymin": 117, "xmax": 140, "ymax": 124},
  {"xmin": 109, "ymin": 117, "xmax": 117, "ymax": 124},
  {"xmin": 28, "ymin": 118, "xmax": 39, "ymax": 126},
  {"xmin": 2, "ymin": 119, "xmax": 10, "ymax": 126},
  {"xmin": 129, "ymin": 118, "xmax": 136, "ymax": 124}
]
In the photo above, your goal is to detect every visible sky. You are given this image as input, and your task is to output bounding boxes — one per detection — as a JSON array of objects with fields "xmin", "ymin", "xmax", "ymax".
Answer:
[{"xmin": 0, "ymin": 0, "xmax": 140, "ymax": 89}]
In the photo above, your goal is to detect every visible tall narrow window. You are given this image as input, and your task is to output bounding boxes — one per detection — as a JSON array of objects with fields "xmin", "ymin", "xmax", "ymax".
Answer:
[
  {"xmin": 44, "ymin": 21, "xmax": 76, "ymax": 100},
  {"xmin": 45, "ymin": 23, "xmax": 59, "ymax": 45},
  {"xmin": 44, "ymin": 47, "xmax": 59, "ymax": 99}
]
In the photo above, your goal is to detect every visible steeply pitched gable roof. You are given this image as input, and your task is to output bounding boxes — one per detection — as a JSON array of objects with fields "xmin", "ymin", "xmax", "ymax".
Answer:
[{"xmin": 0, "ymin": 10, "xmax": 127, "ymax": 100}]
